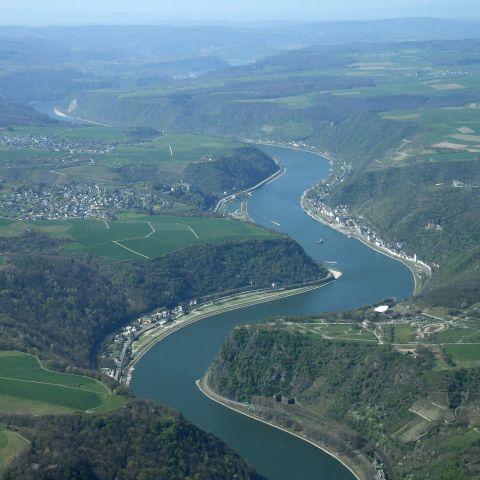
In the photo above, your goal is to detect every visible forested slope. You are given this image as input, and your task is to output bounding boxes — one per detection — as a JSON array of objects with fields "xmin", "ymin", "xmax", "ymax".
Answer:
[
  {"xmin": 208, "ymin": 323, "xmax": 480, "ymax": 479},
  {"xmin": 0, "ymin": 232, "xmax": 327, "ymax": 367},
  {"xmin": 2, "ymin": 400, "xmax": 263, "ymax": 480}
]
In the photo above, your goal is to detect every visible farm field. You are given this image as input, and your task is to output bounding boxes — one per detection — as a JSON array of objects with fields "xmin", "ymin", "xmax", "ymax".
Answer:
[
  {"xmin": 0, "ymin": 427, "xmax": 28, "ymax": 475},
  {"xmin": 392, "ymin": 323, "xmax": 413, "ymax": 344},
  {"xmin": 0, "ymin": 126, "xmax": 243, "ymax": 189},
  {"xmin": 11, "ymin": 125, "xmax": 132, "ymax": 143},
  {"xmin": 9, "ymin": 126, "xmax": 239, "ymax": 167},
  {"xmin": 53, "ymin": 133, "xmax": 241, "ymax": 179},
  {"xmin": 426, "ymin": 326, "xmax": 480, "ymax": 344},
  {"xmin": 293, "ymin": 322, "xmax": 378, "ymax": 342},
  {"xmin": 0, "ymin": 351, "xmax": 123, "ymax": 414},
  {"xmin": 444, "ymin": 344, "xmax": 480, "ymax": 366},
  {"xmin": 0, "ymin": 214, "xmax": 276, "ymax": 260}
]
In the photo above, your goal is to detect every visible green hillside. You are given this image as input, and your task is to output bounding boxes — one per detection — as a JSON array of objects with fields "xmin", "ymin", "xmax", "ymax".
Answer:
[
  {"xmin": 0, "ymin": 215, "xmax": 275, "ymax": 260},
  {"xmin": 0, "ymin": 428, "xmax": 28, "ymax": 476},
  {"xmin": 207, "ymin": 322, "xmax": 480, "ymax": 479},
  {"xmin": 0, "ymin": 233, "xmax": 327, "ymax": 366},
  {"xmin": 1, "ymin": 400, "xmax": 262, "ymax": 480},
  {"xmin": 0, "ymin": 352, "xmax": 123, "ymax": 414}
]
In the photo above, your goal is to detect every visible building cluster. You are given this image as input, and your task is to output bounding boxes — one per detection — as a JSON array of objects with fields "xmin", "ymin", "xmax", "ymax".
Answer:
[
  {"xmin": 0, "ymin": 130, "xmax": 115, "ymax": 154},
  {"xmin": 414, "ymin": 69, "xmax": 471, "ymax": 79},
  {"xmin": 0, "ymin": 184, "xmax": 163, "ymax": 220},
  {"xmin": 307, "ymin": 196, "xmax": 431, "ymax": 273},
  {"xmin": 100, "ymin": 299, "xmax": 198, "ymax": 379},
  {"xmin": 251, "ymin": 138, "xmax": 311, "ymax": 150},
  {"xmin": 321, "ymin": 160, "xmax": 353, "ymax": 190},
  {"xmin": 304, "ymin": 152, "xmax": 433, "ymax": 272},
  {"xmin": 373, "ymin": 457, "xmax": 386, "ymax": 480},
  {"xmin": 364, "ymin": 51, "xmax": 402, "ymax": 58}
]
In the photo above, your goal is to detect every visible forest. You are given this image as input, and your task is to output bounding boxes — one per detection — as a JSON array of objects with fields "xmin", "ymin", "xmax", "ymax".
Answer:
[
  {"xmin": 0, "ymin": 231, "xmax": 327, "ymax": 367},
  {"xmin": 1, "ymin": 400, "xmax": 263, "ymax": 480},
  {"xmin": 208, "ymin": 323, "xmax": 480, "ymax": 479}
]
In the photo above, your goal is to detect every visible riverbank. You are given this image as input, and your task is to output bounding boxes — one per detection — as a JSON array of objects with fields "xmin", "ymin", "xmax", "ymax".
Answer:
[
  {"xmin": 301, "ymin": 188, "xmax": 431, "ymax": 297},
  {"xmin": 197, "ymin": 374, "xmax": 375, "ymax": 480},
  {"xmin": 249, "ymin": 139, "xmax": 430, "ymax": 296},
  {"xmin": 53, "ymin": 107, "xmax": 112, "ymax": 127},
  {"xmin": 245, "ymin": 139, "xmax": 335, "ymax": 162},
  {"xmin": 214, "ymin": 155, "xmax": 286, "ymax": 212},
  {"xmin": 122, "ymin": 280, "xmax": 336, "ymax": 385}
]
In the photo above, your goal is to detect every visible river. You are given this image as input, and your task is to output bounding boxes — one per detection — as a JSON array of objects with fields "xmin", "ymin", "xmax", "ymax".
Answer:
[{"xmin": 130, "ymin": 145, "xmax": 414, "ymax": 479}]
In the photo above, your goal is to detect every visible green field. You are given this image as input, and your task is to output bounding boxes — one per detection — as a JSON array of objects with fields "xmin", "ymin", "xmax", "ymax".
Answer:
[
  {"xmin": 1, "ymin": 128, "xmax": 241, "ymax": 186},
  {"xmin": 91, "ymin": 133, "xmax": 238, "ymax": 175},
  {"xmin": 0, "ymin": 148, "xmax": 65, "ymax": 163},
  {"xmin": 294, "ymin": 322, "xmax": 378, "ymax": 342},
  {"xmin": 444, "ymin": 344, "xmax": 480, "ymax": 365},
  {"xmin": 427, "ymin": 327, "xmax": 480, "ymax": 344},
  {"xmin": 393, "ymin": 324, "xmax": 413, "ymax": 344},
  {"xmin": 12, "ymin": 125, "xmax": 131, "ymax": 143},
  {"xmin": 0, "ymin": 214, "xmax": 275, "ymax": 260},
  {"xmin": 66, "ymin": 215, "xmax": 275, "ymax": 259},
  {"xmin": 0, "ymin": 351, "xmax": 123, "ymax": 414},
  {"xmin": 0, "ymin": 427, "xmax": 28, "ymax": 474}
]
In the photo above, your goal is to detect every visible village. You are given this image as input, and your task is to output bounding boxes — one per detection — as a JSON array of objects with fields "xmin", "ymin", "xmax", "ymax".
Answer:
[
  {"xmin": 100, "ymin": 299, "xmax": 198, "ymax": 380},
  {"xmin": 0, "ymin": 129, "xmax": 116, "ymax": 155},
  {"xmin": 0, "ymin": 183, "xmax": 163, "ymax": 219},
  {"xmin": 302, "ymin": 151, "xmax": 432, "ymax": 288},
  {"xmin": 305, "ymin": 195, "xmax": 431, "ymax": 276}
]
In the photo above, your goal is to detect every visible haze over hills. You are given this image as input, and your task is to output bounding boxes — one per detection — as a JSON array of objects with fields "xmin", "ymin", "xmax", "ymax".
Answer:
[
  {"xmin": 0, "ymin": 12, "xmax": 479, "ymax": 480},
  {"xmin": 1, "ymin": 17, "xmax": 480, "ymax": 65}
]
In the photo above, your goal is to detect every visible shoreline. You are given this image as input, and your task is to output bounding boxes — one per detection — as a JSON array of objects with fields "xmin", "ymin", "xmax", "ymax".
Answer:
[
  {"xmin": 196, "ymin": 376, "xmax": 364, "ymax": 480},
  {"xmin": 214, "ymin": 156, "xmax": 286, "ymax": 212},
  {"xmin": 122, "ymin": 280, "xmax": 336, "ymax": 383},
  {"xmin": 300, "ymin": 188, "xmax": 429, "ymax": 296},
  {"xmin": 53, "ymin": 107, "xmax": 113, "ymax": 128},
  {"xmin": 247, "ymin": 138, "xmax": 427, "ymax": 296},
  {"xmin": 246, "ymin": 139, "xmax": 333, "ymax": 160}
]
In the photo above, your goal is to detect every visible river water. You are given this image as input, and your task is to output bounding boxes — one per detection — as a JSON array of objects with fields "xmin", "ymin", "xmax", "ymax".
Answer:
[{"xmin": 131, "ymin": 145, "xmax": 413, "ymax": 479}]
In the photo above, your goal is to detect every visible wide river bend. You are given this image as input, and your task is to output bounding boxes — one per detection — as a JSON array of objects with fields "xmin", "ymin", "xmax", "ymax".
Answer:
[{"xmin": 131, "ymin": 146, "xmax": 413, "ymax": 480}]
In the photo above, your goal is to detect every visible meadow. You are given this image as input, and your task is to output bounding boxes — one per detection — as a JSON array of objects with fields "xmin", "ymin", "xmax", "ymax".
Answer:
[
  {"xmin": 444, "ymin": 344, "xmax": 480, "ymax": 366},
  {"xmin": 292, "ymin": 322, "xmax": 378, "ymax": 342},
  {"xmin": 0, "ymin": 214, "xmax": 275, "ymax": 260},
  {"xmin": 0, "ymin": 427, "xmax": 28, "ymax": 475},
  {"xmin": 0, "ymin": 351, "xmax": 123, "ymax": 414},
  {"xmin": 2, "ymin": 127, "xmax": 242, "ymax": 186}
]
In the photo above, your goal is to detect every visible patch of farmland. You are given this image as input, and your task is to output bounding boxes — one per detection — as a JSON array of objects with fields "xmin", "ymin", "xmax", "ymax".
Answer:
[
  {"xmin": 430, "ymin": 83, "xmax": 465, "ymax": 90},
  {"xmin": 409, "ymin": 399, "xmax": 455, "ymax": 423},
  {"xmin": 394, "ymin": 416, "xmax": 430, "ymax": 443},
  {"xmin": 0, "ymin": 351, "xmax": 121, "ymax": 413},
  {"xmin": 448, "ymin": 133, "xmax": 480, "ymax": 143}
]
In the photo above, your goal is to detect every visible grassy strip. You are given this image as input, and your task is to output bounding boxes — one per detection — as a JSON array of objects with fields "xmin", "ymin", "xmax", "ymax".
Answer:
[{"xmin": 0, "ymin": 427, "xmax": 29, "ymax": 475}]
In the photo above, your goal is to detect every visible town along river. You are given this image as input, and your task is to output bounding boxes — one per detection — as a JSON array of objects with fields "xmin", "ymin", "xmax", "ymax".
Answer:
[{"xmin": 131, "ymin": 145, "xmax": 414, "ymax": 480}]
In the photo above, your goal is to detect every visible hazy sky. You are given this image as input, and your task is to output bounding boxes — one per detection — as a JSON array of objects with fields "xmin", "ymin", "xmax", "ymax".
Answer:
[{"xmin": 2, "ymin": 0, "xmax": 480, "ymax": 25}]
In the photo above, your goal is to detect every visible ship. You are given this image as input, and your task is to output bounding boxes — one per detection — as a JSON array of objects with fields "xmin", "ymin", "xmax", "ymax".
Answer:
[{"xmin": 315, "ymin": 239, "xmax": 324, "ymax": 244}]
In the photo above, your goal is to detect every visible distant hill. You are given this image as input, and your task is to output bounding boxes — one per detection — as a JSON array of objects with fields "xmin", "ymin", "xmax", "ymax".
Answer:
[{"xmin": 0, "ymin": 101, "xmax": 56, "ymax": 126}]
